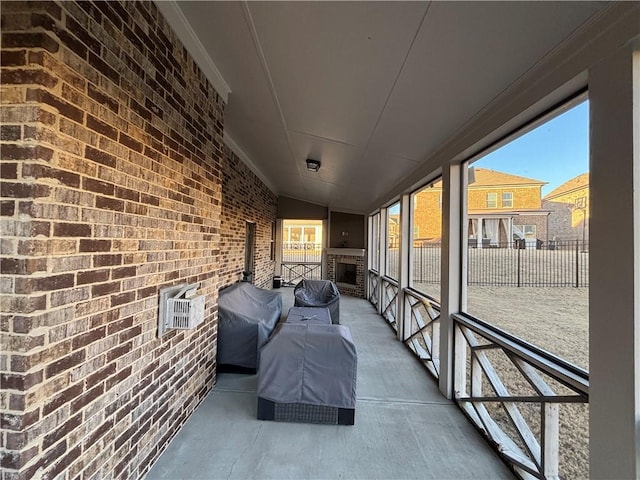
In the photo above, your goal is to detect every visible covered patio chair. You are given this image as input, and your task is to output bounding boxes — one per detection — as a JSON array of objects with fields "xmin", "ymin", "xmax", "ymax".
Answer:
[{"xmin": 293, "ymin": 279, "xmax": 340, "ymax": 324}]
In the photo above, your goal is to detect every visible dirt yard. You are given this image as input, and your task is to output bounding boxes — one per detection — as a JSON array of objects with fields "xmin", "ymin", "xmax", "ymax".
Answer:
[{"xmin": 413, "ymin": 283, "xmax": 589, "ymax": 479}]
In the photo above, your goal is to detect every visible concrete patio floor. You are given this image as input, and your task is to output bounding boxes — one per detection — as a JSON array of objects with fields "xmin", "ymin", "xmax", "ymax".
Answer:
[{"xmin": 146, "ymin": 288, "xmax": 514, "ymax": 480}]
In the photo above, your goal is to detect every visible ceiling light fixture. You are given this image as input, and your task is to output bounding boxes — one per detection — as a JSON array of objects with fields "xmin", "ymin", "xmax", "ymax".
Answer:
[{"xmin": 306, "ymin": 158, "xmax": 321, "ymax": 172}]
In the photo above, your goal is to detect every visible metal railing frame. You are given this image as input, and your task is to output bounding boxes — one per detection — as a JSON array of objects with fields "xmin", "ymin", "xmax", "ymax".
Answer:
[
  {"xmin": 367, "ymin": 269, "xmax": 590, "ymax": 480},
  {"xmin": 280, "ymin": 262, "xmax": 322, "ymax": 285}
]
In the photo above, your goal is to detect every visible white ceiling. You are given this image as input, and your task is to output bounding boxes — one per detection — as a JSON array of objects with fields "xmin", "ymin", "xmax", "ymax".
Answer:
[{"xmin": 163, "ymin": 1, "xmax": 608, "ymax": 213}]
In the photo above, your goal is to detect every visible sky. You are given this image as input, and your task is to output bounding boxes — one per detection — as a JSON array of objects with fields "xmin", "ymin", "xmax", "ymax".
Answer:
[{"xmin": 473, "ymin": 100, "xmax": 589, "ymax": 196}]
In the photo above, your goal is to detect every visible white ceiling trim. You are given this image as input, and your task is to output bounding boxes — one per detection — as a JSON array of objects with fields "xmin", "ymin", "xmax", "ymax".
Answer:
[
  {"xmin": 223, "ymin": 132, "xmax": 279, "ymax": 195},
  {"xmin": 154, "ymin": 0, "xmax": 232, "ymax": 102}
]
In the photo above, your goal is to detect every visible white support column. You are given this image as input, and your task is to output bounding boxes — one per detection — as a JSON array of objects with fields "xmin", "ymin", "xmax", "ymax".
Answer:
[
  {"xmin": 589, "ymin": 46, "xmax": 639, "ymax": 479},
  {"xmin": 366, "ymin": 216, "xmax": 373, "ymax": 299},
  {"xmin": 508, "ymin": 217, "xmax": 514, "ymax": 249},
  {"xmin": 439, "ymin": 164, "xmax": 467, "ymax": 398},
  {"xmin": 322, "ymin": 219, "xmax": 328, "ymax": 279},
  {"xmin": 398, "ymin": 193, "xmax": 412, "ymax": 341},
  {"xmin": 378, "ymin": 208, "xmax": 388, "ymax": 316},
  {"xmin": 275, "ymin": 218, "xmax": 283, "ymax": 276}
]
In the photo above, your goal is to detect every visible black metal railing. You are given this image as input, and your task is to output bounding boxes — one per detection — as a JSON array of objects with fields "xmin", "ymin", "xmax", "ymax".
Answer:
[
  {"xmin": 389, "ymin": 240, "xmax": 589, "ymax": 288},
  {"xmin": 282, "ymin": 242, "xmax": 322, "ymax": 262},
  {"xmin": 280, "ymin": 262, "xmax": 321, "ymax": 285}
]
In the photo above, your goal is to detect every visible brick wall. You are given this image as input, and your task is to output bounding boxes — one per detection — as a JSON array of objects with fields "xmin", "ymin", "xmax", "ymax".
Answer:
[
  {"xmin": 413, "ymin": 189, "xmax": 442, "ymax": 242},
  {"xmin": 220, "ymin": 145, "xmax": 277, "ymax": 290},
  {"xmin": 512, "ymin": 214, "xmax": 549, "ymax": 242},
  {"xmin": 543, "ymin": 186, "xmax": 590, "ymax": 241},
  {"xmin": 468, "ymin": 185, "xmax": 543, "ymax": 210},
  {"xmin": 0, "ymin": 2, "xmax": 276, "ymax": 479},
  {"xmin": 326, "ymin": 254, "xmax": 366, "ymax": 298}
]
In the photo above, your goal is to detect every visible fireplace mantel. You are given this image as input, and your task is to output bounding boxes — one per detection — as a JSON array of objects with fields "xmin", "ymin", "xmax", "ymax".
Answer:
[{"xmin": 326, "ymin": 248, "xmax": 366, "ymax": 257}]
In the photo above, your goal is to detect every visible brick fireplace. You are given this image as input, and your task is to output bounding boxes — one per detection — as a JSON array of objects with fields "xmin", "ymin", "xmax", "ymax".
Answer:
[{"xmin": 327, "ymin": 248, "xmax": 367, "ymax": 298}]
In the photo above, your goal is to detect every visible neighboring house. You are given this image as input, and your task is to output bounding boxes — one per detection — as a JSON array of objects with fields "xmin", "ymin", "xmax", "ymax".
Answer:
[
  {"xmin": 413, "ymin": 168, "xmax": 549, "ymax": 247},
  {"xmin": 388, "ymin": 214, "xmax": 400, "ymax": 248},
  {"xmin": 542, "ymin": 173, "xmax": 589, "ymax": 243},
  {"xmin": 282, "ymin": 219, "xmax": 323, "ymax": 248}
]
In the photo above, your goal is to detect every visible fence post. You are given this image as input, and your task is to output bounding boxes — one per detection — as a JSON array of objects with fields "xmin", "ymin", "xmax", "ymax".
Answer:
[
  {"xmin": 517, "ymin": 244, "xmax": 521, "ymax": 288},
  {"xmin": 575, "ymin": 239, "xmax": 579, "ymax": 288}
]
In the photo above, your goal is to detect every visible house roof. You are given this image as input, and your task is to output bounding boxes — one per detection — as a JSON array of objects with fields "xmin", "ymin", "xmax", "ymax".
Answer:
[
  {"xmin": 469, "ymin": 168, "xmax": 546, "ymax": 187},
  {"xmin": 426, "ymin": 168, "xmax": 545, "ymax": 190},
  {"xmin": 543, "ymin": 173, "xmax": 589, "ymax": 200}
]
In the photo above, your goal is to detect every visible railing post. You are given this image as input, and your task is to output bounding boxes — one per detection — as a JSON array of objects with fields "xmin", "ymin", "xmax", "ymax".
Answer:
[
  {"xmin": 517, "ymin": 243, "xmax": 521, "ymax": 288},
  {"xmin": 575, "ymin": 239, "xmax": 579, "ymax": 288},
  {"xmin": 542, "ymin": 403, "xmax": 560, "ymax": 477}
]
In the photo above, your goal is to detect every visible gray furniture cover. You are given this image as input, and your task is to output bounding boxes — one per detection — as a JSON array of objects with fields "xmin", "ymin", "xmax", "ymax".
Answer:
[
  {"xmin": 257, "ymin": 323, "xmax": 357, "ymax": 412},
  {"xmin": 285, "ymin": 306, "xmax": 332, "ymax": 325},
  {"xmin": 294, "ymin": 279, "xmax": 340, "ymax": 324},
  {"xmin": 217, "ymin": 282, "xmax": 282, "ymax": 372}
]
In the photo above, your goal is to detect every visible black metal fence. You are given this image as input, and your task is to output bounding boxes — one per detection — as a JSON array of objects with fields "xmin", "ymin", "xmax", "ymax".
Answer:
[
  {"xmin": 391, "ymin": 240, "xmax": 589, "ymax": 287},
  {"xmin": 282, "ymin": 242, "xmax": 322, "ymax": 263}
]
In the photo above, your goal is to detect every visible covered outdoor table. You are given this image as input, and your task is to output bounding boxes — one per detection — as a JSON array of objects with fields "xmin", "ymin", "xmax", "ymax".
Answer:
[
  {"xmin": 257, "ymin": 322, "xmax": 357, "ymax": 425},
  {"xmin": 217, "ymin": 282, "xmax": 282, "ymax": 373},
  {"xmin": 285, "ymin": 306, "xmax": 332, "ymax": 325},
  {"xmin": 293, "ymin": 279, "xmax": 340, "ymax": 324}
]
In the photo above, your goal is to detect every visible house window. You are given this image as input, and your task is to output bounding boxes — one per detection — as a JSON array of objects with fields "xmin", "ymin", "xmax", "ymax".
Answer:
[
  {"xmin": 523, "ymin": 225, "xmax": 536, "ymax": 239},
  {"xmin": 502, "ymin": 192, "xmax": 513, "ymax": 208},
  {"xmin": 575, "ymin": 196, "xmax": 586, "ymax": 209},
  {"xmin": 487, "ymin": 192, "xmax": 497, "ymax": 208}
]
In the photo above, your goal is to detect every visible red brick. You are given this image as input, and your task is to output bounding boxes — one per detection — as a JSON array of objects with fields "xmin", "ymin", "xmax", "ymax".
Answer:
[
  {"xmin": 14, "ymin": 273, "xmax": 75, "ymax": 293},
  {"xmin": 71, "ymin": 327, "xmax": 106, "ymax": 350},
  {"xmin": 85, "ymin": 145, "xmax": 117, "ymax": 168},
  {"xmin": 26, "ymin": 88, "xmax": 84, "ymax": 123},
  {"xmin": 110, "ymin": 291, "xmax": 134, "ymax": 307},
  {"xmin": 96, "ymin": 195, "xmax": 124, "ymax": 212},
  {"xmin": 0, "ymin": 49, "xmax": 26, "ymax": 67},
  {"xmin": 77, "ymin": 269, "xmax": 109, "ymax": 285},
  {"xmin": 119, "ymin": 132, "xmax": 143, "ymax": 153},
  {"xmin": 22, "ymin": 163, "xmax": 80, "ymax": 188},
  {"xmin": 0, "ymin": 257, "xmax": 47, "ymax": 275},
  {"xmin": 91, "ymin": 281, "xmax": 120, "ymax": 297},
  {"xmin": 82, "ymin": 177, "xmax": 114, "ymax": 195},
  {"xmin": 106, "ymin": 316, "xmax": 133, "ymax": 335},
  {"xmin": 0, "ymin": 409, "xmax": 39, "ymax": 431},
  {"xmin": 45, "ymin": 350, "xmax": 86, "ymax": 379},
  {"xmin": 86, "ymin": 114, "xmax": 118, "ymax": 140},
  {"xmin": 86, "ymin": 362, "xmax": 116, "ymax": 386},
  {"xmin": 1, "ymin": 68, "xmax": 59, "ymax": 88},
  {"xmin": 43, "ymin": 383, "xmax": 83, "ymax": 415},
  {"xmin": 1, "ymin": 370, "xmax": 43, "ymax": 390},
  {"xmin": 43, "ymin": 412, "xmax": 82, "ymax": 449},
  {"xmin": 1, "ymin": 32, "xmax": 60, "ymax": 53},
  {"xmin": 79, "ymin": 239, "xmax": 111, "ymax": 252},
  {"xmin": 53, "ymin": 222, "xmax": 90, "ymax": 237},
  {"xmin": 70, "ymin": 383, "xmax": 104, "ymax": 414},
  {"xmin": 93, "ymin": 254, "xmax": 121, "ymax": 267},
  {"xmin": 106, "ymin": 341, "xmax": 131, "ymax": 363}
]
